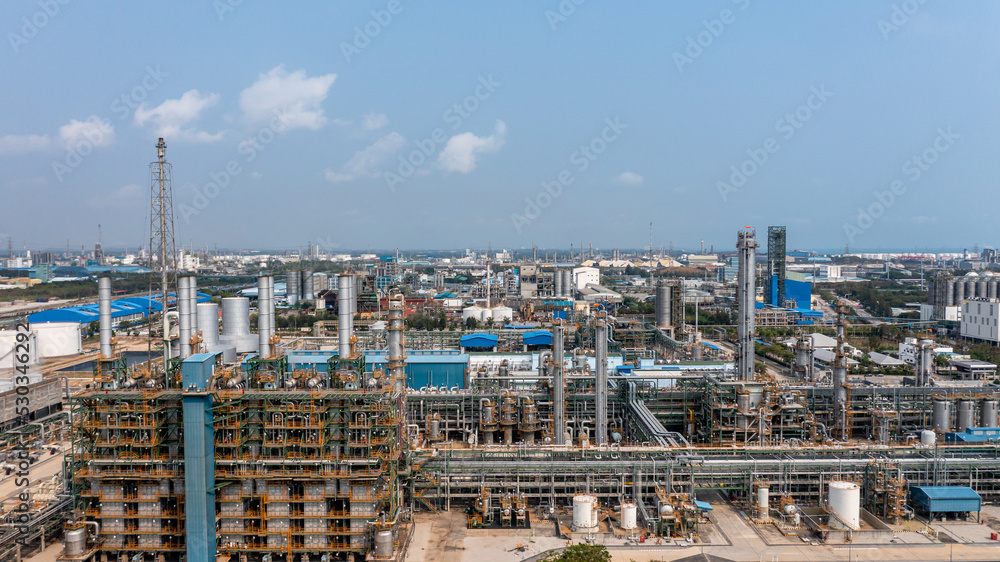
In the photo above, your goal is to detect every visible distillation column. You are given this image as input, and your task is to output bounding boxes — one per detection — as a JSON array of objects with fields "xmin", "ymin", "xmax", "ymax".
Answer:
[
  {"xmin": 553, "ymin": 320, "xmax": 566, "ymax": 445},
  {"xmin": 338, "ymin": 273, "xmax": 353, "ymax": 361},
  {"xmin": 98, "ymin": 276, "xmax": 113, "ymax": 359},
  {"xmin": 594, "ymin": 313, "xmax": 608, "ymax": 446},
  {"xmin": 388, "ymin": 293, "xmax": 406, "ymax": 394},
  {"xmin": 736, "ymin": 227, "xmax": 758, "ymax": 381},
  {"xmin": 833, "ymin": 304, "xmax": 849, "ymax": 440},
  {"xmin": 177, "ymin": 275, "xmax": 190, "ymax": 358},
  {"xmin": 257, "ymin": 275, "xmax": 272, "ymax": 358}
]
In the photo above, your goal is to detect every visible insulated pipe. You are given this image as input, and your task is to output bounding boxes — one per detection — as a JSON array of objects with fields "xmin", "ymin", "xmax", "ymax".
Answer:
[
  {"xmin": 553, "ymin": 320, "xmax": 566, "ymax": 445},
  {"xmin": 98, "ymin": 276, "xmax": 113, "ymax": 359},
  {"xmin": 595, "ymin": 313, "xmax": 608, "ymax": 446},
  {"xmin": 338, "ymin": 274, "xmax": 353, "ymax": 360},
  {"xmin": 258, "ymin": 275, "xmax": 272, "ymax": 358},
  {"xmin": 178, "ymin": 275, "xmax": 192, "ymax": 358}
]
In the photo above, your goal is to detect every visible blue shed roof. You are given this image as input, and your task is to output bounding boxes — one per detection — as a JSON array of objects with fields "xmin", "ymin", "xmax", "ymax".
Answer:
[
  {"xmin": 911, "ymin": 486, "xmax": 981, "ymax": 500},
  {"xmin": 27, "ymin": 292, "xmax": 211, "ymax": 324},
  {"xmin": 460, "ymin": 333, "xmax": 499, "ymax": 348},
  {"xmin": 523, "ymin": 330, "xmax": 553, "ymax": 346}
]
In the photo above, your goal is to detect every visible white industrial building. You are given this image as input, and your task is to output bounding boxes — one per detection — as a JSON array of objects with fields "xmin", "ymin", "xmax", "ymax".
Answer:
[
  {"xmin": 0, "ymin": 322, "xmax": 82, "ymax": 368},
  {"xmin": 960, "ymin": 298, "xmax": 1000, "ymax": 344},
  {"xmin": 920, "ymin": 303, "xmax": 960, "ymax": 322},
  {"xmin": 898, "ymin": 337, "xmax": 953, "ymax": 365},
  {"xmin": 572, "ymin": 267, "xmax": 600, "ymax": 292}
]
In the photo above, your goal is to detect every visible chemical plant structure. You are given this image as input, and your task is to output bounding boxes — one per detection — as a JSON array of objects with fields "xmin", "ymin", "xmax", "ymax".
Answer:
[{"xmin": 38, "ymin": 228, "xmax": 1000, "ymax": 562}]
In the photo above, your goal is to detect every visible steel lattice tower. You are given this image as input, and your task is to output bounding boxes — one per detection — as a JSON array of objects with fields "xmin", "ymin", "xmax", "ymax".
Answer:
[{"xmin": 149, "ymin": 137, "xmax": 176, "ymax": 375}]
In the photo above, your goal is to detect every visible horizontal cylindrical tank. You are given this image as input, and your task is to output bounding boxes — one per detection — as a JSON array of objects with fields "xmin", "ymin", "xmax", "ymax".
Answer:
[
  {"xmin": 957, "ymin": 399, "xmax": 976, "ymax": 432},
  {"xmin": 64, "ymin": 527, "xmax": 86, "ymax": 555},
  {"xmin": 620, "ymin": 501, "xmax": 637, "ymax": 530},
  {"xmin": 572, "ymin": 494, "xmax": 598, "ymax": 530},
  {"xmin": 981, "ymin": 399, "xmax": 999, "ymax": 428},
  {"xmin": 221, "ymin": 297, "xmax": 251, "ymax": 336},
  {"xmin": 932, "ymin": 398, "xmax": 952, "ymax": 433},
  {"xmin": 828, "ymin": 481, "xmax": 861, "ymax": 530},
  {"xmin": 920, "ymin": 429, "xmax": 937, "ymax": 446},
  {"xmin": 374, "ymin": 529, "xmax": 393, "ymax": 558}
]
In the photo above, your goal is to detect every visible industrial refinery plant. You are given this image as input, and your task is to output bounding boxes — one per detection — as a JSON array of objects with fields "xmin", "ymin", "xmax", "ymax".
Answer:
[{"xmin": 6, "ymin": 191, "xmax": 1000, "ymax": 561}]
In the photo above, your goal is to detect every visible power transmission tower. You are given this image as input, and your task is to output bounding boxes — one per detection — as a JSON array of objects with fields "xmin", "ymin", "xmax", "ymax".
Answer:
[{"xmin": 149, "ymin": 137, "xmax": 177, "ymax": 377}]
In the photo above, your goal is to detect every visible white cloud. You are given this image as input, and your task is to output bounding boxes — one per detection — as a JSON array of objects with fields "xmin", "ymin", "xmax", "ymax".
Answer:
[
  {"xmin": 325, "ymin": 132, "xmax": 406, "ymax": 183},
  {"xmin": 362, "ymin": 113, "xmax": 388, "ymax": 130},
  {"xmin": 251, "ymin": 171, "xmax": 262, "ymax": 180},
  {"xmin": 0, "ymin": 134, "xmax": 52, "ymax": 154},
  {"xmin": 59, "ymin": 116, "xmax": 116, "ymax": 149},
  {"xmin": 0, "ymin": 115, "xmax": 116, "ymax": 155},
  {"xmin": 88, "ymin": 183, "xmax": 144, "ymax": 208},
  {"xmin": 438, "ymin": 120, "xmax": 506, "ymax": 174},
  {"xmin": 616, "ymin": 171, "xmax": 644, "ymax": 185},
  {"xmin": 134, "ymin": 90, "xmax": 222, "ymax": 143},
  {"xmin": 240, "ymin": 65, "xmax": 336, "ymax": 131}
]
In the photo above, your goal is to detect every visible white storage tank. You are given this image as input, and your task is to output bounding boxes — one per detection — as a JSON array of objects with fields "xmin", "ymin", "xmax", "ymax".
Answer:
[
  {"xmin": 29, "ymin": 322, "xmax": 82, "ymax": 357},
  {"xmin": 828, "ymin": 481, "xmax": 861, "ymax": 530},
  {"xmin": 462, "ymin": 306, "xmax": 484, "ymax": 322},
  {"xmin": 920, "ymin": 429, "xmax": 937, "ymax": 446},
  {"xmin": 491, "ymin": 306, "xmax": 513, "ymax": 322},
  {"xmin": 620, "ymin": 500, "xmax": 637, "ymax": 530},
  {"xmin": 758, "ymin": 484, "xmax": 770, "ymax": 520},
  {"xmin": 478, "ymin": 307, "xmax": 493, "ymax": 322},
  {"xmin": 572, "ymin": 494, "xmax": 599, "ymax": 530},
  {"xmin": 221, "ymin": 297, "xmax": 251, "ymax": 336}
]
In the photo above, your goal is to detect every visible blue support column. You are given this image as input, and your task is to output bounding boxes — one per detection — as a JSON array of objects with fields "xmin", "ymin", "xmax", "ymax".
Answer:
[{"xmin": 182, "ymin": 353, "xmax": 219, "ymax": 562}]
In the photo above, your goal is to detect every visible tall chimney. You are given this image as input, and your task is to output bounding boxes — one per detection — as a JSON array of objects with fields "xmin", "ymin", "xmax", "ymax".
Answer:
[{"xmin": 338, "ymin": 273, "xmax": 353, "ymax": 361}]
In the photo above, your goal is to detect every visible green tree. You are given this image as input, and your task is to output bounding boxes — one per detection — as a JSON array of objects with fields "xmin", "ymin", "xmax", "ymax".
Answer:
[{"xmin": 540, "ymin": 544, "xmax": 612, "ymax": 562}]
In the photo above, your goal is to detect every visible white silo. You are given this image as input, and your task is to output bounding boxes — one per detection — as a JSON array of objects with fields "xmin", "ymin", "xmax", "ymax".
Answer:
[{"xmin": 828, "ymin": 481, "xmax": 861, "ymax": 530}]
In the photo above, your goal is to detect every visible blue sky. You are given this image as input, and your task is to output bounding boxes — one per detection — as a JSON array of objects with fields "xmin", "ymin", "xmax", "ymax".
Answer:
[{"xmin": 1, "ymin": 1, "xmax": 998, "ymax": 253}]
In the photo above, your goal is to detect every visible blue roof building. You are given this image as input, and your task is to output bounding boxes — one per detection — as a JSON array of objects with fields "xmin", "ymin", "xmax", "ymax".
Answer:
[
  {"xmin": 909, "ymin": 486, "xmax": 981, "ymax": 515},
  {"xmin": 460, "ymin": 333, "xmax": 498, "ymax": 350},
  {"xmin": 28, "ymin": 292, "xmax": 210, "ymax": 326},
  {"xmin": 522, "ymin": 330, "xmax": 552, "ymax": 348}
]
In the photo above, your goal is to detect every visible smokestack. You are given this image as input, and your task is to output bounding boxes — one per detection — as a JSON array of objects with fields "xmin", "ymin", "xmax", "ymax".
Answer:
[
  {"xmin": 258, "ymin": 275, "xmax": 271, "ymax": 358},
  {"xmin": 736, "ymin": 227, "xmax": 759, "ymax": 381},
  {"xmin": 595, "ymin": 313, "xmax": 608, "ymax": 446},
  {"xmin": 98, "ymin": 276, "xmax": 113, "ymax": 359},
  {"xmin": 178, "ymin": 275, "xmax": 192, "ymax": 358},
  {"xmin": 338, "ymin": 273, "xmax": 353, "ymax": 360},
  {"xmin": 553, "ymin": 319, "xmax": 566, "ymax": 445},
  {"xmin": 388, "ymin": 293, "xmax": 406, "ymax": 394}
]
